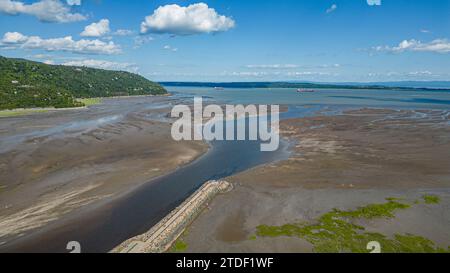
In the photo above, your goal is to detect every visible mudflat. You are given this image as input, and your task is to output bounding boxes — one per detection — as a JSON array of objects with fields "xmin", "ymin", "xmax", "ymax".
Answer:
[
  {"xmin": 181, "ymin": 108, "xmax": 450, "ymax": 252},
  {"xmin": 0, "ymin": 96, "xmax": 207, "ymax": 247}
]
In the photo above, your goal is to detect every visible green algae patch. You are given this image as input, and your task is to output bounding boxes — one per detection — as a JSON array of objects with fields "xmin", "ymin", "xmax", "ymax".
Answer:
[
  {"xmin": 255, "ymin": 198, "xmax": 448, "ymax": 253},
  {"xmin": 334, "ymin": 199, "xmax": 410, "ymax": 219},
  {"xmin": 170, "ymin": 239, "xmax": 188, "ymax": 252},
  {"xmin": 422, "ymin": 195, "xmax": 440, "ymax": 204}
]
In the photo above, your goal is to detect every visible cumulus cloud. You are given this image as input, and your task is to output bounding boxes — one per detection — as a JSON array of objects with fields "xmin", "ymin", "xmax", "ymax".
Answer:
[
  {"xmin": 81, "ymin": 19, "xmax": 110, "ymax": 37},
  {"xmin": 326, "ymin": 4, "xmax": 337, "ymax": 13},
  {"xmin": 374, "ymin": 39, "xmax": 450, "ymax": 54},
  {"xmin": 140, "ymin": 3, "xmax": 235, "ymax": 35},
  {"xmin": 62, "ymin": 59, "xmax": 139, "ymax": 73},
  {"xmin": 1, "ymin": 31, "xmax": 28, "ymax": 43},
  {"xmin": 0, "ymin": 32, "xmax": 121, "ymax": 54},
  {"xmin": 0, "ymin": 0, "xmax": 86, "ymax": 23}
]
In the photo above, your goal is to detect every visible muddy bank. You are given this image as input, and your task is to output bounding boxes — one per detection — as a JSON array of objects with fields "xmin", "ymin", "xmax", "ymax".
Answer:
[
  {"xmin": 181, "ymin": 108, "xmax": 450, "ymax": 252},
  {"xmin": 0, "ymin": 97, "xmax": 292, "ymax": 253},
  {"xmin": 0, "ymin": 96, "xmax": 207, "ymax": 247}
]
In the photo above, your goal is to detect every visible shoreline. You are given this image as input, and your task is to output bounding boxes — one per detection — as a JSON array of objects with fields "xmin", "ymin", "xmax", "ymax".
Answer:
[{"xmin": 0, "ymin": 93, "xmax": 173, "ymax": 118}]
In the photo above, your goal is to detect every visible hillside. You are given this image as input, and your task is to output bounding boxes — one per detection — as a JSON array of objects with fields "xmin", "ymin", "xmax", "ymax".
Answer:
[{"xmin": 0, "ymin": 56, "xmax": 166, "ymax": 110}]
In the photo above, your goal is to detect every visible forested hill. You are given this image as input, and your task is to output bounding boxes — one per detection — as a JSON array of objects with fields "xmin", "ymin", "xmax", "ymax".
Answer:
[{"xmin": 0, "ymin": 56, "xmax": 167, "ymax": 110}]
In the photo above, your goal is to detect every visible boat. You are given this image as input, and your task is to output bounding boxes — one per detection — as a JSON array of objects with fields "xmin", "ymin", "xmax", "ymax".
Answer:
[{"xmin": 214, "ymin": 87, "xmax": 225, "ymax": 91}]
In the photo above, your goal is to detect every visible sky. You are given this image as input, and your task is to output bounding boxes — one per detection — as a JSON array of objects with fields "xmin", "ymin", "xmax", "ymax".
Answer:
[{"xmin": 0, "ymin": 0, "xmax": 449, "ymax": 82}]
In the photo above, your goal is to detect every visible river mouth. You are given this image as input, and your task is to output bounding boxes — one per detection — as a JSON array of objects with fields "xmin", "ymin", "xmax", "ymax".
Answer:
[{"xmin": 0, "ymin": 109, "xmax": 293, "ymax": 253}]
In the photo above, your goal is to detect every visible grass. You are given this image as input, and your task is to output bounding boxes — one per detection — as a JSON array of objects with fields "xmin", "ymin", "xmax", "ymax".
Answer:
[
  {"xmin": 254, "ymin": 198, "xmax": 448, "ymax": 253},
  {"xmin": 77, "ymin": 98, "xmax": 102, "ymax": 107},
  {"xmin": 170, "ymin": 239, "xmax": 188, "ymax": 252},
  {"xmin": 0, "ymin": 98, "xmax": 102, "ymax": 118},
  {"xmin": 0, "ymin": 109, "xmax": 49, "ymax": 118},
  {"xmin": 423, "ymin": 195, "xmax": 440, "ymax": 204}
]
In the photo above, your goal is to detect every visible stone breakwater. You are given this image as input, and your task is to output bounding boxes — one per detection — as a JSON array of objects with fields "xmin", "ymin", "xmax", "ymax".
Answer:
[{"xmin": 111, "ymin": 180, "xmax": 232, "ymax": 253}]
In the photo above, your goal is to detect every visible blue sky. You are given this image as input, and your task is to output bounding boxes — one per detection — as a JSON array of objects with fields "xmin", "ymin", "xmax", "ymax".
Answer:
[{"xmin": 0, "ymin": 0, "xmax": 449, "ymax": 82}]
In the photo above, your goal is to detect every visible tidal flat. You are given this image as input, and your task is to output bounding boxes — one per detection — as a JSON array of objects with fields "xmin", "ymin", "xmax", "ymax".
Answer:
[
  {"xmin": 181, "ymin": 108, "xmax": 450, "ymax": 253},
  {"xmin": 0, "ymin": 96, "xmax": 207, "ymax": 251}
]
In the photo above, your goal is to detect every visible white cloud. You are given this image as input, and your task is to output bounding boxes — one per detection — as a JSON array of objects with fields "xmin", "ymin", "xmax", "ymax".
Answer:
[
  {"xmin": 81, "ymin": 19, "xmax": 110, "ymax": 37},
  {"xmin": 408, "ymin": 71, "xmax": 432, "ymax": 76},
  {"xmin": 246, "ymin": 64, "xmax": 299, "ymax": 69},
  {"xmin": 1, "ymin": 32, "xmax": 121, "ymax": 54},
  {"xmin": 140, "ymin": 3, "xmax": 235, "ymax": 35},
  {"xmin": 222, "ymin": 71, "xmax": 331, "ymax": 78},
  {"xmin": 62, "ymin": 59, "xmax": 139, "ymax": 73},
  {"xmin": 286, "ymin": 71, "xmax": 331, "ymax": 76},
  {"xmin": 374, "ymin": 39, "xmax": 450, "ymax": 54},
  {"xmin": 163, "ymin": 45, "xmax": 178, "ymax": 52},
  {"xmin": 1, "ymin": 31, "xmax": 28, "ymax": 43},
  {"xmin": 133, "ymin": 36, "xmax": 154, "ymax": 49},
  {"xmin": 0, "ymin": 0, "xmax": 86, "ymax": 23},
  {"xmin": 246, "ymin": 64, "xmax": 341, "ymax": 69},
  {"xmin": 32, "ymin": 53, "xmax": 51, "ymax": 59},
  {"xmin": 326, "ymin": 4, "xmax": 337, "ymax": 14},
  {"xmin": 113, "ymin": 29, "xmax": 134, "ymax": 36},
  {"xmin": 66, "ymin": 0, "xmax": 80, "ymax": 6},
  {"xmin": 43, "ymin": 59, "xmax": 54, "ymax": 64},
  {"xmin": 366, "ymin": 71, "xmax": 441, "ymax": 80}
]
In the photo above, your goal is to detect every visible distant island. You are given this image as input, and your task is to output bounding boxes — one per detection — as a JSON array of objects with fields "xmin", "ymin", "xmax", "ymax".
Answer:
[
  {"xmin": 0, "ymin": 56, "xmax": 166, "ymax": 110},
  {"xmin": 161, "ymin": 81, "xmax": 450, "ymax": 92}
]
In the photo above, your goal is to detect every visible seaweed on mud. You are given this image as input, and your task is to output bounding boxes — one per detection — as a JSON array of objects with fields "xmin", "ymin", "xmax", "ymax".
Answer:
[
  {"xmin": 255, "ymin": 198, "xmax": 449, "ymax": 253},
  {"xmin": 422, "ymin": 195, "xmax": 440, "ymax": 204}
]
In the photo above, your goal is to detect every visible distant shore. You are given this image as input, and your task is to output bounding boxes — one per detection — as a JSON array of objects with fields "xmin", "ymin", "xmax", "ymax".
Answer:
[{"xmin": 160, "ymin": 81, "xmax": 450, "ymax": 92}]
